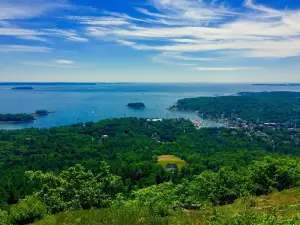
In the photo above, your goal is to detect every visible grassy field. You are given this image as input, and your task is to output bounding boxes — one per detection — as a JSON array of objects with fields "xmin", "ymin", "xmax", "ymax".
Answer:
[
  {"xmin": 32, "ymin": 188, "xmax": 300, "ymax": 225},
  {"xmin": 157, "ymin": 155, "xmax": 186, "ymax": 169}
]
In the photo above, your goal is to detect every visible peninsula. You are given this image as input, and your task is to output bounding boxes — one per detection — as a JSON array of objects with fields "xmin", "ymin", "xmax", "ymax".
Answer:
[
  {"xmin": 170, "ymin": 91, "xmax": 300, "ymax": 129},
  {"xmin": 127, "ymin": 102, "xmax": 146, "ymax": 109}
]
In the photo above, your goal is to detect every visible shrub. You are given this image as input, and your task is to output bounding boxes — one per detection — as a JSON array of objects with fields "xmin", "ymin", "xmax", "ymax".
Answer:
[
  {"xmin": 0, "ymin": 210, "xmax": 10, "ymax": 225},
  {"xmin": 9, "ymin": 195, "xmax": 47, "ymax": 225}
]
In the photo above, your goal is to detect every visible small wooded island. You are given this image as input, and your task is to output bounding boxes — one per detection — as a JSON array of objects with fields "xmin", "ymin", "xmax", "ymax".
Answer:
[
  {"xmin": 11, "ymin": 87, "xmax": 34, "ymax": 90},
  {"xmin": 0, "ymin": 110, "xmax": 53, "ymax": 123},
  {"xmin": 127, "ymin": 102, "xmax": 146, "ymax": 109}
]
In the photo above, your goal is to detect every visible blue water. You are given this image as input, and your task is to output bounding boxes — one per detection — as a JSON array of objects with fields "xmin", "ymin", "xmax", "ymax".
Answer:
[{"xmin": 1, "ymin": 83, "xmax": 300, "ymax": 130}]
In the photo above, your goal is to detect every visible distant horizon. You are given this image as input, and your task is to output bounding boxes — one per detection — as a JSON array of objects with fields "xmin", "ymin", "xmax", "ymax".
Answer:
[{"xmin": 1, "ymin": 82, "xmax": 300, "ymax": 85}]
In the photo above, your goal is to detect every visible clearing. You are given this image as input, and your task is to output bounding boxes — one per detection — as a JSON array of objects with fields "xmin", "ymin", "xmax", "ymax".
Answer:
[{"xmin": 157, "ymin": 155, "xmax": 186, "ymax": 169}]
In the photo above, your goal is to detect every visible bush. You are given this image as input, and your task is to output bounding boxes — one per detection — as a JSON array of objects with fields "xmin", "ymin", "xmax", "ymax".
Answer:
[
  {"xmin": 0, "ymin": 210, "xmax": 10, "ymax": 225},
  {"xmin": 26, "ymin": 163, "xmax": 123, "ymax": 214},
  {"xmin": 131, "ymin": 182, "xmax": 178, "ymax": 217},
  {"xmin": 9, "ymin": 195, "xmax": 47, "ymax": 225}
]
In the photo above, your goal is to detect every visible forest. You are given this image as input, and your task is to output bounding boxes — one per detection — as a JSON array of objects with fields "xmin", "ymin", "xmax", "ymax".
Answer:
[
  {"xmin": 1, "ymin": 117, "xmax": 300, "ymax": 224},
  {"xmin": 171, "ymin": 92, "xmax": 300, "ymax": 126}
]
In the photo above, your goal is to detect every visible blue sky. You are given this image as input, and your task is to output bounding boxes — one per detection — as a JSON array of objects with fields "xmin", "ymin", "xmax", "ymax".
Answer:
[{"xmin": 0, "ymin": 0, "xmax": 300, "ymax": 82}]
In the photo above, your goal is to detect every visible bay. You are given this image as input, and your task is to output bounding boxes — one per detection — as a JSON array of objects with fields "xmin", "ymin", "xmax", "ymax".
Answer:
[{"xmin": 1, "ymin": 83, "xmax": 300, "ymax": 130}]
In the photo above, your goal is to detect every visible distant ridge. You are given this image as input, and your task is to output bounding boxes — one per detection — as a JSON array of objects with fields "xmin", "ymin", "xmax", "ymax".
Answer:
[
  {"xmin": 0, "ymin": 82, "xmax": 136, "ymax": 86},
  {"xmin": 253, "ymin": 83, "xmax": 300, "ymax": 86},
  {"xmin": 0, "ymin": 82, "xmax": 97, "ymax": 86}
]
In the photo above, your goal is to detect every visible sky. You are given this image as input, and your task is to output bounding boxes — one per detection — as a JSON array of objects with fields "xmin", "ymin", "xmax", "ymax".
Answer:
[{"xmin": 0, "ymin": 0, "xmax": 300, "ymax": 83}]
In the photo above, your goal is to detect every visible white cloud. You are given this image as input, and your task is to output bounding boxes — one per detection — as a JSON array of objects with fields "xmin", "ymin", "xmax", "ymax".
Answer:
[
  {"xmin": 0, "ymin": 0, "xmax": 69, "ymax": 20},
  {"xmin": 55, "ymin": 59, "xmax": 74, "ymax": 64},
  {"xmin": 83, "ymin": 0, "xmax": 300, "ymax": 60},
  {"xmin": 0, "ymin": 45, "xmax": 51, "ymax": 52},
  {"xmin": 0, "ymin": 27, "xmax": 88, "ymax": 43},
  {"xmin": 154, "ymin": 52, "xmax": 219, "ymax": 62},
  {"xmin": 23, "ymin": 59, "xmax": 76, "ymax": 68},
  {"xmin": 117, "ymin": 40, "xmax": 136, "ymax": 47},
  {"xmin": 196, "ymin": 67, "xmax": 260, "ymax": 71},
  {"xmin": 43, "ymin": 29, "xmax": 89, "ymax": 42},
  {"xmin": 0, "ymin": 1, "xmax": 89, "ymax": 43},
  {"xmin": 67, "ymin": 16, "xmax": 129, "ymax": 26}
]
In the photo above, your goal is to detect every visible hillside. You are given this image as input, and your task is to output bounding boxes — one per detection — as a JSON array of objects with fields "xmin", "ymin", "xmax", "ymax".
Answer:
[
  {"xmin": 1, "ymin": 117, "xmax": 300, "ymax": 225},
  {"xmin": 31, "ymin": 188, "xmax": 300, "ymax": 225}
]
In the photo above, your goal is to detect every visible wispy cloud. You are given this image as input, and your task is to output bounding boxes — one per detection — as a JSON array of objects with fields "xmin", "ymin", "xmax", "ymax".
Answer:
[
  {"xmin": 196, "ymin": 67, "xmax": 260, "ymax": 71},
  {"xmin": 155, "ymin": 52, "xmax": 220, "ymax": 62},
  {"xmin": 0, "ymin": 45, "xmax": 51, "ymax": 52},
  {"xmin": 0, "ymin": 1, "xmax": 88, "ymax": 43},
  {"xmin": 67, "ymin": 16, "xmax": 129, "ymax": 26},
  {"xmin": 0, "ymin": 27, "xmax": 88, "ymax": 43},
  {"xmin": 0, "ymin": 0, "xmax": 69, "ymax": 20},
  {"xmin": 43, "ymin": 29, "xmax": 88, "ymax": 42},
  {"xmin": 55, "ymin": 59, "xmax": 74, "ymax": 65},
  {"xmin": 1, "ymin": 0, "xmax": 300, "ymax": 74},
  {"xmin": 23, "ymin": 59, "xmax": 76, "ymax": 68},
  {"xmin": 82, "ymin": 0, "xmax": 300, "ymax": 62}
]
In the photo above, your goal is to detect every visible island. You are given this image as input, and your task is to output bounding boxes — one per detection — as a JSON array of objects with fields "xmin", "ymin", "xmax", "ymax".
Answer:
[
  {"xmin": 33, "ymin": 110, "xmax": 53, "ymax": 116},
  {"xmin": 0, "ymin": 110, "xmax": 54, "ymax": 123},
  {"xmin": 127, "ymin": 102, "xmax": 146, "ymax": 109},
  {"xmin": 12, "ymin": 87, "xmax": 34, "ymax": 90}
]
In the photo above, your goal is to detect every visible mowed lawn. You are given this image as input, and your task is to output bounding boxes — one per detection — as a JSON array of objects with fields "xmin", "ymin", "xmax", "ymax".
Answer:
[{"xmin": 157, "ymin": 155, "xmax": 186, "ymax": 169}]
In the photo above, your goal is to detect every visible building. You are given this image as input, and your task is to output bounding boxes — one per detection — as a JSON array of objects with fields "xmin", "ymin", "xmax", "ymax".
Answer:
[
  {"xmin": 165, "ymin": 164, "xmax": 178, "ymax": 171},
  {"xmin": 192, "ymin": 120, "xmax": 201, "ymax": 129},
  {"xmin": 263, "ymin": 123, "xmax": 280, "ymax": 129}
]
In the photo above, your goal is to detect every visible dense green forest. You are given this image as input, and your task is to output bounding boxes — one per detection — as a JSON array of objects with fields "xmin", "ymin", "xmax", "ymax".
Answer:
[
  {"xmin": 1, "ymin": 117, "xmax": 300, "ymax": 224},
  {"xmin": 171, "ymin": 92, "xmax": 300, "ymax": 126}
]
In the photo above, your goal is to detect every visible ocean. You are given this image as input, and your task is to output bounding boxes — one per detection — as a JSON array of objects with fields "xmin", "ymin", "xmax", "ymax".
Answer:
[{"xmin": 1, "ymin": 83, "xmax": 300, "ymax": 130}]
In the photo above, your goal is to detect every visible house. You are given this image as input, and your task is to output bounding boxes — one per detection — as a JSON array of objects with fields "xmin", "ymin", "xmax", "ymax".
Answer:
[
  {"xmin": 165, "ymin": 164, "xmax": 178, "ymax": 171},
  {"xmin": 192, "ymin": 120, "xmax": 201, "ymax": 129},
  {"xmin": 263, "ymin": 123, "xmax": 280, "ymax": 129}
]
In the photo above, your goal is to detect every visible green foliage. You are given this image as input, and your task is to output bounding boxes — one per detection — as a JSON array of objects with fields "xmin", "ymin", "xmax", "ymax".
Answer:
[
  {"xmin": 26, "ymin": 163, "xmax": 123, "ymax": 214},
  {"xmin": 1, "ymin": 117, "xmax": 300, "ymax": 225},
  {"xmin": 186, "ymin": 167, "xmax": 244, "ymax": 205},
  {"xmin": 0, "ymin": 210, "xmax": 10, "ymax": 225},
  {"xmin": 130, "ymin": 182, "xmax": 178, "ymax": 217},
  {"xmin": 1, "ymin": 117, "xmax": 300, "ymax": 207},
  {"xmin": 173, "ymin": 92, "xmax": 300, "ymax": 126},
  {"xmin": 247, "ymin": 157, "xmax": 300, "ymax": 195},
  {"xmin": 9, "ymin": 195, "xmax": 47, "ymax": 225}
]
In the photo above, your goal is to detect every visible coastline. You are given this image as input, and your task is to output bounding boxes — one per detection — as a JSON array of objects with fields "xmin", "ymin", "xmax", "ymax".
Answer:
[
  {"xmin": 167, "ymin": 107, "xmax": 225, "ymax": 128},
  {"xmin": 0, "ymin": 120, "xmax": 34, "ymax": 124}
]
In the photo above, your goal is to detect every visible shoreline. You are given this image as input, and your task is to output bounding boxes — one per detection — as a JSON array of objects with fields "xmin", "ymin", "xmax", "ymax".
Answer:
[
  {"xmin": 0, "ymin": 120, "xmax": 34, "ymax": 124},
  {"xmin": 167, "ymin": 107, "xmax": 226, "ymax": 127}
]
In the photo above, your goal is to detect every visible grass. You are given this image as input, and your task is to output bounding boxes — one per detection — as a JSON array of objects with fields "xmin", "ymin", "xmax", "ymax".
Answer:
[
  {"xmin": 31, "ymin": 188, "xmax": 300, "ymax": 225},
  {"xmin": 157, "ymin": 155, "xmax": 186, "ymax": 169}
]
